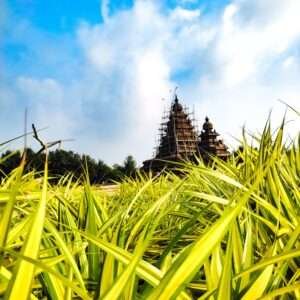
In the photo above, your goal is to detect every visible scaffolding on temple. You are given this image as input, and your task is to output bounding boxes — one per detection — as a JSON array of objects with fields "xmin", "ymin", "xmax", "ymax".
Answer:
[
  {"xmin": 142, "ymin": 94, "xmax": 230, "ymax": 173},
  {"xmin": 142, "ymin": 94, "xmax": 200, "ymax": 173}
]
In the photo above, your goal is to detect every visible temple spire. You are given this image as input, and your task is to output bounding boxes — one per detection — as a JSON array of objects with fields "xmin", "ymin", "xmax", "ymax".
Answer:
[
  {"xmin": 142, "ymin": 95, "xmax": 199, "ymax": 173},
  {"xmin": 142, "ymin": 97, "xmax": 230, "ymax": 173},
  {"xmin": 199, "ymin": 117, "xmax": 229, "ymax": 161},
  {"xmin": 174, "ymin": 93, "xmax": 179, "ymax": 104}
]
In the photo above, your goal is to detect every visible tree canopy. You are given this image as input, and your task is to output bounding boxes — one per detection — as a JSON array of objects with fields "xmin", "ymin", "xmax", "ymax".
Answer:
[{"xmin": 0, "ymin": 148, "xmax": 137, "ymax": 184}]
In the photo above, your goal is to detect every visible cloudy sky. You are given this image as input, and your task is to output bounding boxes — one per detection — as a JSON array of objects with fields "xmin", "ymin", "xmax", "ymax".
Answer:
[{"xmin": 1, "ymin": 0, "xmax": 299, "ymax": 165}]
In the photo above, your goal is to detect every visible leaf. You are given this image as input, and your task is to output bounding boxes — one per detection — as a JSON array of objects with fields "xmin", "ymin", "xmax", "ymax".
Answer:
[
  {"xmin": 0, "ymin": 164, "xmax": 24, "ymax": 250},
  {"xmin": 241, "ymin": 265, "xmax": 274, "ymax": 300},
  {"xmin": 217, "ymin": 232, "xmax": 233, "ymax": 300},
  {"xmin": 4, "ymin": 158, "xmax": 48, "ymax": 300},
  {"xmin": 147, "ymin": 193, "xmax": 248, "ymax": 299}
]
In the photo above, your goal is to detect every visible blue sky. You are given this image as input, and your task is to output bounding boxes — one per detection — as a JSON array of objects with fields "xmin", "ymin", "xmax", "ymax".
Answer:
[{"xmin": 1, "ymin": 0, "xmax": 300, "ymax": 165}]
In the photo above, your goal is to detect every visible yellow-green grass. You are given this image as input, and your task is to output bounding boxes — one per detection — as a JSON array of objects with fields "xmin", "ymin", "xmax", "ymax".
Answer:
[{"xmin": 0, "ymin": 116, "xmax": 299, "ymax": 299}]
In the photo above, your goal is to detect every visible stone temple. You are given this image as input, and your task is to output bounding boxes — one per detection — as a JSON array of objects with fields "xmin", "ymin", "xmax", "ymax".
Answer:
[{"xmin": 142, "ymin": 95, "xmax": 229, "ymax": 173}]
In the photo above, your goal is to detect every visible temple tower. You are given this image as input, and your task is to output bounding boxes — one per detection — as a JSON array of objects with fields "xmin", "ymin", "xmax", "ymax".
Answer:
[
  {"xmin": 142, "ymin": 96, "xmax": 230, "ymax": 173},
  {"xmin": 198, "ymin": 117, "xmax": 230, "ymax": 161},
  {"xmin": 142, "ymin": 95, "xmax": 199, "ymax": 172}
]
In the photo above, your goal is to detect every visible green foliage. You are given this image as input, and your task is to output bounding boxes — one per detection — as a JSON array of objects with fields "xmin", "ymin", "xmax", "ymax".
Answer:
[
  {"xmin": 0, "ymin": 149, "xmax": 137, "ymax": 183},
  {"xmin": 0, "ymin": 116, "xmax": 299, "ymax": 299}
]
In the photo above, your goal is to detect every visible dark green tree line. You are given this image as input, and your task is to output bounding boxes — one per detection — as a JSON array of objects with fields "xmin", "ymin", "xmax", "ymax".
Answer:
[{"xmin": 0, "ymin": 148, "xmax": 137, "ymax": 184}]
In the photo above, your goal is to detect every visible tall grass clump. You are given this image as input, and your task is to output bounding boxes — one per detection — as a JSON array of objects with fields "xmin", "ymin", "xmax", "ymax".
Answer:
[{"xmin": 0, "ymin": 116, "xmax": 299, "ymax": 299}]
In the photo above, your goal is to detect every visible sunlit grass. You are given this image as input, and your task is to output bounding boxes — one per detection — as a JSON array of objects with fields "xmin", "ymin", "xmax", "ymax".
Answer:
[{"xmin": 0, "ymin": 116, "xmax": 299, "ymax": 299}]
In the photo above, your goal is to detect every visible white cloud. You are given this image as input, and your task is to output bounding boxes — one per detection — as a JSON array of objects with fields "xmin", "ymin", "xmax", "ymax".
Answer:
[
  {"xmin": 1, "ymin": 0, "xmax": 300, "ymax": 165},
  {"xmin": 101, "ymin": 0, "xmax": 110, "ymax": 22},
  {"xmin": 215, "ymin": 0, "xmax": 300, "ymax": 86},
  {"xmin": 76, "ymin": 1, "xmax": 175, "ymax": 163},
  {"xmin": 171, "ymin": 7, "xmax": 201, "ymax": 21},
  {"xmin": 16, "ymin": 77, "xmax": 77, "ymax": 138},
  {"xmin": 282, "ymin": 56, "xmax": 298, "ymax": 70},
  {"xmin": 178, "ymin": 0, "xmax": 198, "ymax": 3}
]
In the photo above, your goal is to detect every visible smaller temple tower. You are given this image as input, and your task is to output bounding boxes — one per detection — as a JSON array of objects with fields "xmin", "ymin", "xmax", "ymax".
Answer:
[{"xmin": 198, "ymin": 117, "xmax": 229, "ymax": 162}]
